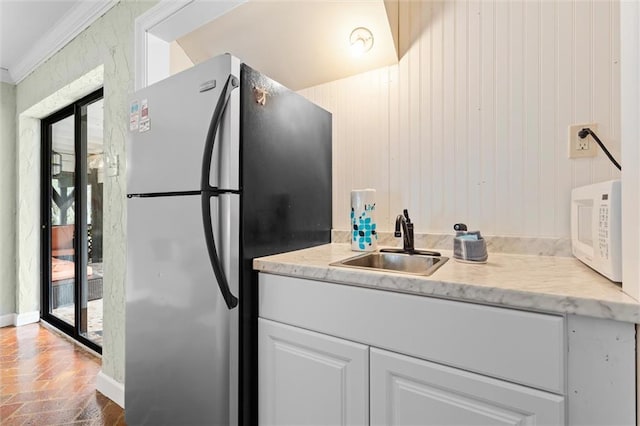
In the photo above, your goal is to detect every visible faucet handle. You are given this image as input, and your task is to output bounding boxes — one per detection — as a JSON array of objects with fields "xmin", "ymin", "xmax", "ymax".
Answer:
[
  {"xmin": 403, "ymin": 209, "xmax": 411, "ymax": 223},
  {"xmin": 453, "ymin": 223, "xmax": 468, "ymax": 232}
]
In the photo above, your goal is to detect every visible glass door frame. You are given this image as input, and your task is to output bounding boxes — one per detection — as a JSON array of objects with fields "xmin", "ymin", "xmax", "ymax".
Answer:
[{"xmin": 40, "ymin": 88, "xmax": 103, "ymax": 354}]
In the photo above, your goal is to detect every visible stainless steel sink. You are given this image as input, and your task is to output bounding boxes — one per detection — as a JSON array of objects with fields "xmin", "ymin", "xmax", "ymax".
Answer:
[{"xmin": 331, "ymin": 252, "xmax": 448, "ymax": 276}]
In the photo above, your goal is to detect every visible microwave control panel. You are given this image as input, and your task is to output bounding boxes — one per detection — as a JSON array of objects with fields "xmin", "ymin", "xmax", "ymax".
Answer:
[
  {"xmin": 598, "ymin": 202, "xmax": 609, "ymax": 260},
  {"xmin": 570, "ymin": 179, "xmax": 621, "ymax": 283}
]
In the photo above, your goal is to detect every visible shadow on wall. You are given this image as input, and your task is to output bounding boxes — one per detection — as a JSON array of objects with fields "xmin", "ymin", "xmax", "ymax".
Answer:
[{"xmin": 396, "ymin": 1, "xmax": 441, "ymax": 59}]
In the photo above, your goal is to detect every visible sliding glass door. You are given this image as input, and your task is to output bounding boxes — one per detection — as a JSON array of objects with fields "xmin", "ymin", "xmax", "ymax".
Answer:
[{"xmin": 41, "ymin": 89, "xmax": 104, "ymax": 353}]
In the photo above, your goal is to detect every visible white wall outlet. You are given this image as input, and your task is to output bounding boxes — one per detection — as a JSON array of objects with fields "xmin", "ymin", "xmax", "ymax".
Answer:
[{"xmin": 568, "ymin": 123, "xmax": 598, "ymax": 159}]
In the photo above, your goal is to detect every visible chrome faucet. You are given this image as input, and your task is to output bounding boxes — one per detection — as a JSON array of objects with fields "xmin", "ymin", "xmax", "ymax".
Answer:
[{"xmin": 395, "ymin": 209, "xmax": 415, "ymax": 252}]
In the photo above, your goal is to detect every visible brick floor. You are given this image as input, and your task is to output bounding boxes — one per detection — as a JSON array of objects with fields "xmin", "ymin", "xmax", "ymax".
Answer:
[{"xmin": 0, "ymin": 323, "xmax": 125, "ymax": 425}]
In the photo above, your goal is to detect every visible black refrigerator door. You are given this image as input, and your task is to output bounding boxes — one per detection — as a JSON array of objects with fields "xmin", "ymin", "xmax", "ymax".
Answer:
[
  {"xmin": 240, "ymin": 64, "xmax": 332, "ymax": 259},
  {"xmin": 238, "ymin": 63, "xmax": 332, "ymax": 426}
]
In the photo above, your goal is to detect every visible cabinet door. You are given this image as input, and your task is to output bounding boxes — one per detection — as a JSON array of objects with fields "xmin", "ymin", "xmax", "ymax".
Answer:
[
  {"xmin": 259, "ymin": 318, "xmax": 369, "ymax": 426},
  {"xmin": 370, "ymin": 348, "xmax": 564, "ymax": 426}
]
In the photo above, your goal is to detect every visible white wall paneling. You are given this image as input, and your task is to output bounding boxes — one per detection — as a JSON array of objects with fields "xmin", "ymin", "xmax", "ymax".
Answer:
[
  {"xmin": 298, "ymin": 0, "xmax": 621, "ymax": 238},
  {"xmin": 621, "ymin": 0, "xmax": 640, "ymax": 300}
]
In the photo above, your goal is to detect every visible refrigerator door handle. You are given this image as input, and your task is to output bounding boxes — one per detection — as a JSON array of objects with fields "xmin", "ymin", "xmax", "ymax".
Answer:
[
  {"xmin": 201, "ymin": 74, "xmax": 239, "ymax": 192},
  {"xmin": 202, "ymin": 192, "xmax": 238, "ymax": 309},
  {"xmin": 200, "ymin": 74, "xmax": 239, "ymax": 310}
]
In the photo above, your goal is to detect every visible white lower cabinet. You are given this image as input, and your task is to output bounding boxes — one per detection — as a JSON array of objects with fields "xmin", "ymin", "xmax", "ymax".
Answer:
[
  {"xmin": 259, "ymin": 319, "xmax": 564, "ymax": 426},
  {"xmin": 370, "ymin": 348, "xmax": 564, "ymax": 426},
  {"xmin": 258, "ymin": 274, "xmax": 636, "ymax": 425},
  {"xmin": 259, "ymin": 318, "xmax": 369, "ymax": 426}
]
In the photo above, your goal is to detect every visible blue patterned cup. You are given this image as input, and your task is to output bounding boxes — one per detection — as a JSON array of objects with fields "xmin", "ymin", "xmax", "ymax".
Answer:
[{"xmin": 351, "ymin": 189, "xmax": 377, "ymax": 251}]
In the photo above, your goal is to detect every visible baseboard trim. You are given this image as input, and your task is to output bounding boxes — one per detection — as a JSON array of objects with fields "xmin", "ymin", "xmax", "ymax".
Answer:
[
  {"xmin": 14, "ymin": 311, "xmax": 40, "ymax": 326},
  {"xmin": 0, "ymin": 313, "xmax": 16, "ymax": 327},
  {"xmin": 96, "ymin": 370, "xmax": 125, "ymax": 408}
]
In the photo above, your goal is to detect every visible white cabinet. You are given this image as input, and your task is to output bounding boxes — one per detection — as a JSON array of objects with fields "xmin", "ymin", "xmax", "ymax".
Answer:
[
  {"xmin": 259, "ymin": 318, "xmax": 369, "ymax": 426},
  {"xmin": 258, "ymin": 273, "xmax": 635, "ymax": 425},
  {"xmin": 258, "ymin": 319, "xmax": 564, "ymax": 426},
  {"xmin": 370, "ymin": 348, "xmax": 564, "ymax": 426},
  {"xmin": 259, "ymin": 273, "xmax": 565, "ymax": 393}
]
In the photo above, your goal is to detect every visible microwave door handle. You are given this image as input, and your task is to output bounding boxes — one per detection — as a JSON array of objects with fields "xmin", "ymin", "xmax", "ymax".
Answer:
[{"xmin": 201, "ymin": 74, "xmax": 239, "ymax": 192}]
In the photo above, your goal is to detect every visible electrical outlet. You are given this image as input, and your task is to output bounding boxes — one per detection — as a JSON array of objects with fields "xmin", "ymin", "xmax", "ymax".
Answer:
[{"xmin": 568, "ymin": 123, "xmax": 598, "ymax": 159}]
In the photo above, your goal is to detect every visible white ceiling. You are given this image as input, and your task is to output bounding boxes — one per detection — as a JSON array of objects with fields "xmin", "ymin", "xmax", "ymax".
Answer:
[
  {"xmin": 176, "ymin": 0, "xmax": 399, "ymax": 91},
  {"xmin": 0, "ymin": 0, "xmax": 115, "ymax": 84},
  {"xmin": 0, "ymin": 0, "xmax": 399, "ymax": 91}
]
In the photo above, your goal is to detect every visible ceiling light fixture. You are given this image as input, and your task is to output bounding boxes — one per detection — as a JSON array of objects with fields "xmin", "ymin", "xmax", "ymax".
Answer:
[{"xmin": 350, "ymin": 27, "xmax": 374, "ymax": 56}]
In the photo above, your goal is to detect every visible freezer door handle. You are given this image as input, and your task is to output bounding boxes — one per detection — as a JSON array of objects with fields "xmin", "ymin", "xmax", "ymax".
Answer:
[
  {"xmin": 202, "ymin": 192, "xmax": 238, "ymax": 310},
  {"xmin": 201, "ymin": 74, "xmax": 239, "ymax": 192}
]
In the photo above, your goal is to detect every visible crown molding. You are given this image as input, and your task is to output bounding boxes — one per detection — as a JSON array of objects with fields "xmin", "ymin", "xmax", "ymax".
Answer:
[{"xmin": 10, "ymin": 0, "xmax": 118, "ymax": 85}]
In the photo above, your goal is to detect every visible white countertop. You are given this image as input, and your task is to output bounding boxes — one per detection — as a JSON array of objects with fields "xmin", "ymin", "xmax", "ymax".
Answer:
[{"xmin": 253, "ymin": 243, "xmax": 640, "ymax": 323}]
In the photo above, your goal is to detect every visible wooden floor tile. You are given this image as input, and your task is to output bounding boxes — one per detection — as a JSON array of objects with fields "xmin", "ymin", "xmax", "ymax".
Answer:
[{"xmin": 0, "ymin": 324, "xmax": 126, "ymax": 425}]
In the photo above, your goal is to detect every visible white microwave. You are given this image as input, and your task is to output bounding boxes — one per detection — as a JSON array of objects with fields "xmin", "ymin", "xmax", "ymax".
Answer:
[{"xmin": 571, "ymin": 179, "xmax": 621, "ymax": 282}]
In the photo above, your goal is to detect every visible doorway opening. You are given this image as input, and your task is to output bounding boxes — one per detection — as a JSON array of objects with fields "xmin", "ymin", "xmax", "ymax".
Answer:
[{"xmin": 40, "ymin": 88, "xmax": 104, "ymax": 353}]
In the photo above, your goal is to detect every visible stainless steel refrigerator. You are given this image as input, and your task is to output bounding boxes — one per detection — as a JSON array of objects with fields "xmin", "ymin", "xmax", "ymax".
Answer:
[{"xmin": 125, "ymin": 54, "xmax": 331, "ymax": 425}]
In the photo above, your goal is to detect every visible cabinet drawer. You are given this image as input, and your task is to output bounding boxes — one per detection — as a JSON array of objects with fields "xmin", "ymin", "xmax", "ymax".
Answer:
[
  {"xmin": 259, "ymin": 274, "xmax": 565, "ymax": 394},
  {"xmin": 370, "ymin": 348, "xmax": 564, "ymax": 425}
]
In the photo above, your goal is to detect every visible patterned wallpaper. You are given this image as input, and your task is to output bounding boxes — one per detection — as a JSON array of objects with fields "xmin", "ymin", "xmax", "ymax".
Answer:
[
  {"xmin": 15, "ymin": 0, "xmax": 157, "ymax": 385},
  {"xmin": 0, "ymin": 82, "xmax": 17, "ymax": 318}
]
